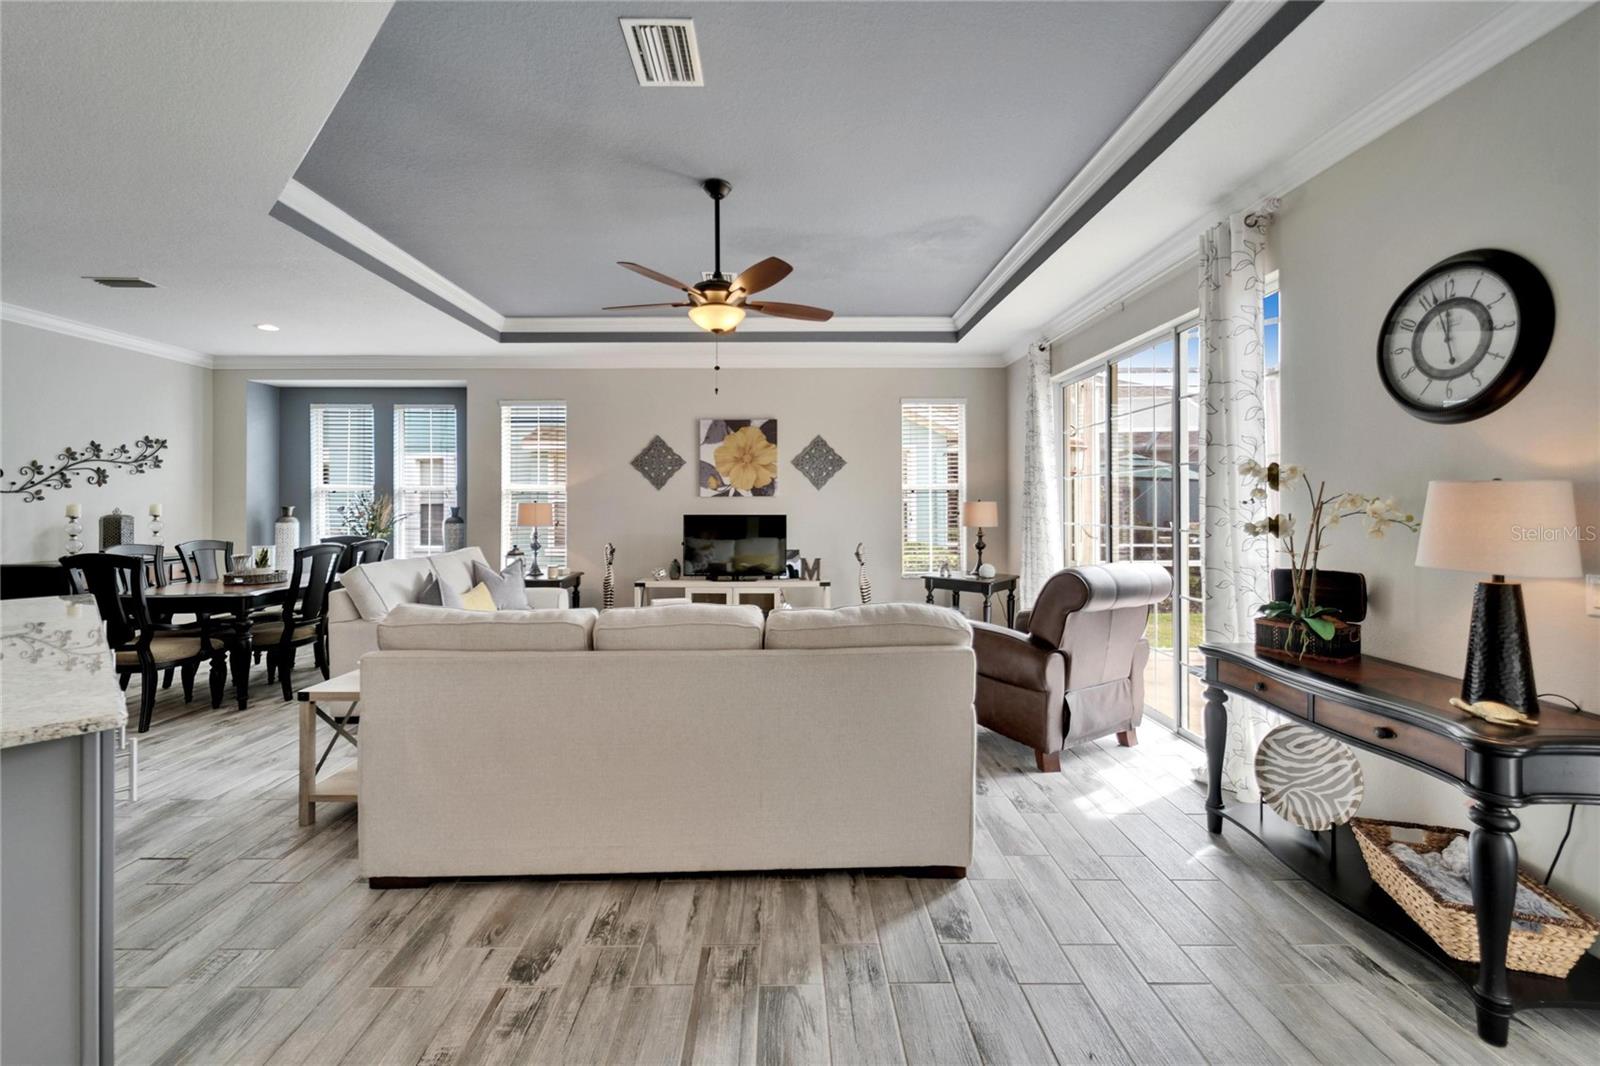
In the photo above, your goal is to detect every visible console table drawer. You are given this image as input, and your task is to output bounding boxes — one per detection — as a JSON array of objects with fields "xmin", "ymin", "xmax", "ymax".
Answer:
[
  {"xmin": 1314, "ymin": 698, "xmax": 1464, "ymax": 777},
  {"xmin": 1215, "ymin": 662, "xmax": 1309, "ymax": 718}
]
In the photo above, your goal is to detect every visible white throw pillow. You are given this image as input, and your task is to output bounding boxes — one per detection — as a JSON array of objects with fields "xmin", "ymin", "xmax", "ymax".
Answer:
[
  {"xmin": 764, "ymin": 603, "xmax": 972, "ymax": 649},
  {"xmin": 427, "ymin": 546, "xmax": 489, "ymax": 597},
  {"xmin": 593, "ymin": 603, "xmax": 764, "ymax": 651}
]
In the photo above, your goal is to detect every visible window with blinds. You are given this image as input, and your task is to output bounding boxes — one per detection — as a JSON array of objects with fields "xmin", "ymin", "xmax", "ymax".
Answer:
[
  {"xmin": 310, "ymin": 404, "xmax": 375, "ymax": 540},
  {"xmin": 392, "ymin": 405, "xmax": 458, "ymax": 558},
  {"xmin": 901, "ymin": 399, "xmax": 965, "ymax": 576},
  {"xmin": 501, "ymin": 402, "xmax": 568, "ymax": 569}
]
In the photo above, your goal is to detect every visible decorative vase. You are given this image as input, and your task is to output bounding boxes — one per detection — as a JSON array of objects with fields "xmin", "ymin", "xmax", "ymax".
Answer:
[
  {"xmin": 274, "ymin": 506, "xmax": 300, "ymax": 570},
  {"xmin": 443, "ymin": 506, "xmax": 466, "ymax": 552},
  {"xmin": 669, "ymin": 558, "xmax": 681, "ymax": 580},
  {"xmin": 1254, "ymin": 616, "xmax": 1362, "ymax": 663}
]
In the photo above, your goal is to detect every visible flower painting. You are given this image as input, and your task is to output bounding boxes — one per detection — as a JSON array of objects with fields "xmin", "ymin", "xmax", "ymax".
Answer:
[{"xmin": 699, "ymin": 418, "xmax": 778, "ymax": 497}]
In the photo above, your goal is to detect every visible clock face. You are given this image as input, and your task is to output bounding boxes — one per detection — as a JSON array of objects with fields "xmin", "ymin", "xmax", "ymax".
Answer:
[{"xmin": 1376, "ymin": 250, "xmax": 1554, "ymax": 423}]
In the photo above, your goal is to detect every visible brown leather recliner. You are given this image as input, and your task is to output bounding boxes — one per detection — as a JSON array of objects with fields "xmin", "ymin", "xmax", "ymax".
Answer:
[{"xmin": 972, "ymin": 562, "xmax": 1172, "ymax": 772}]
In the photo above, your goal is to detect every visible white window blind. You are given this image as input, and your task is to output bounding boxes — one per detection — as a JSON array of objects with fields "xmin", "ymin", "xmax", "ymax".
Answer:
[
  {"xmin": 901, "ymin": 399, "xmax": 965, "ymax": 576},
  {"xmin": 310, "ymin": 404, "xmax": 375, "ymax": 540},
  {"xmin": 392, "ymin": 405, "xmax": 458, "ymax": 558},
  {"xmin": 501, "ymin": 402, "xmax": 568, "ymax": 569}
]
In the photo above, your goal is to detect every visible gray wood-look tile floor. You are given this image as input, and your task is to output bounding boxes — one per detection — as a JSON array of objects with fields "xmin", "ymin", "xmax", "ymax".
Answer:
[{"xmin": 114, "ymin": 663, "xmax": 1600, "ymax": 1065}]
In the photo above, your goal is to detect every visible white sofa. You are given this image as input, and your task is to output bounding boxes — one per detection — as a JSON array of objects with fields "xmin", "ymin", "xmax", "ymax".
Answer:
[
  {"xmin": 326, "ymin": 546, "xmax": 569, "ymax": 676},
  {"xmin": 358, "ymin": 602, "xmax": 977, "ymax": 883}
]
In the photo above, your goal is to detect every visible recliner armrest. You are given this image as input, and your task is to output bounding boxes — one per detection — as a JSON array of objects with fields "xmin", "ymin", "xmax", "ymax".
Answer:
[{"xmin": 972, "ymin": 621, "xmax": 1065, "ymax": 692}]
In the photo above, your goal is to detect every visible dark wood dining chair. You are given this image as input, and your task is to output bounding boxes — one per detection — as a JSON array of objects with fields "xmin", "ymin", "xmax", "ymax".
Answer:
[
  {"xmin": 260, "ymin": 544, "xmax": 343, "ymax": 702},
  {"xmin": 176, "ymin": 539, "xmax": 235, "ymax": 583},
  {"xmin": 106, "ymin": 543, "xmax": 171, "ymax": 589},
  {"xmin": 320, "ymin": 535, "xmax": 365, "ymax": 574},
  {"xmin": 63, "ymin": 553, "xmax": 224, "ymax": 732},
  {"xmin": 350, "ymin": 538, "xmax": 390, "ymax": 566}
]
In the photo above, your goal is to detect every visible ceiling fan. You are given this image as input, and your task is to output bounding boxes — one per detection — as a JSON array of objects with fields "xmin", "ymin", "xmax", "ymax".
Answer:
[{"xmin": 603, "ymin": 178, "xmax": 834, "ymax": 334}]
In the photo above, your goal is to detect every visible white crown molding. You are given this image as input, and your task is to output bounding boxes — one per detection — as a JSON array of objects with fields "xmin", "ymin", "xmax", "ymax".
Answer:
[
  {"xmin": 277, "ymin": 179, "xmax": 506, "ymax": 331},
  {"xmin": 952, "ymin": 0, "xmax": 1284, "ymax": 329},
  {"xmin": 1017, "ymin": 0, "xmax": 1588, "ymax": 363},
  {"xmin": 1, "ymin": 302, "xmax": 214, "ymax": 368},
  {"xmin": 210, "ymin": 347, "xmax": 1010, "ymax": 372},
  {"xmin": 497, "ymin": 314, "xmax": 954, "ymax": 334}
]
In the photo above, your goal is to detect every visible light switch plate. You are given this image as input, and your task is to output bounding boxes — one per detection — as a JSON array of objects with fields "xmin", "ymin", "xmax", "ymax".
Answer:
[{"xmin": 1587, "ymin": 574, "xmax": 1600, "ymax": 618}]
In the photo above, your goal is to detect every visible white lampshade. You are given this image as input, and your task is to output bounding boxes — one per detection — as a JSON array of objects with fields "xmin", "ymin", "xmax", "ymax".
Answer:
[
  {"xmin": 1414, "ymin": 480, "xmax": 1581, "ymax": 579},
  {"xmin": 516, "ymin": 501, "xmax": 554, "ymax": 527},
  {"xmin": 962, "ymin": 500, "xmax": 999, "ymax": 528}
]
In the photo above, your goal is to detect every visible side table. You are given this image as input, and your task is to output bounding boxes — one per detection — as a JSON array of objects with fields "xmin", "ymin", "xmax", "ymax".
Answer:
[
  {"xmin": 298, "ymin": 670, "xmax": 361, "ymax": 826},
  {"xmin": 922, "ymin": 572, "xmax": 1019, "ymax": 626},
  {"xmin": 525, "ymin": 570, "xmax": 584, "ymax": 608}
]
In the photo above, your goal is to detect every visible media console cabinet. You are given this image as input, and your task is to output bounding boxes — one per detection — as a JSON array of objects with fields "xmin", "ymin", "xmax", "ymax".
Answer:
[
  {"xmin": 633, "ymin": 577, "xmax": 830, "ymax": 610},
  {"xmin": 1200, "ymin": 642, "xmax": 1600, "ymax": 1047}
]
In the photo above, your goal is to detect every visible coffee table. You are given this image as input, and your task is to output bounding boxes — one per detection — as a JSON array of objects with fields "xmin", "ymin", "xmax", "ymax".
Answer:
[{"xmin": 298, "ymin": 669, "xmax": 361, "ymax": 825}]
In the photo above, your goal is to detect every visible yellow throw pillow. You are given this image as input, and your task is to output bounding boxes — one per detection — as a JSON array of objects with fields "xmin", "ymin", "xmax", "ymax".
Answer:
[{"xmin": 458, "ymin": 581, "xmax": 498, "ymax": 613}]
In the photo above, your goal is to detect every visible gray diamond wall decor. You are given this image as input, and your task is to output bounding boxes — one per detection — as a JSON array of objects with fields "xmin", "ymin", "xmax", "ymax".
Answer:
[
  {"xmin": 792, "ymin": 435, "xmax": 846, "ymax": 490},
  {"xmin": 631, "ymin": 435, "xmax": 685, "ymax": 490}
]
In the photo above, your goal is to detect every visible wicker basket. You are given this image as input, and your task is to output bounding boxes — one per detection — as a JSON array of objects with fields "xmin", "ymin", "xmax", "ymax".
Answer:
[{"xmin": 1351, "ymin": 818, "xmax": 1599, "ymax": 977}]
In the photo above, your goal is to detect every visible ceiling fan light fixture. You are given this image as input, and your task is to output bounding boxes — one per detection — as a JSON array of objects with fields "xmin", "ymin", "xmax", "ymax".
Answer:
[{"xmin": 688, "ymin": 301, "xmax": 745, "ymax": 334}]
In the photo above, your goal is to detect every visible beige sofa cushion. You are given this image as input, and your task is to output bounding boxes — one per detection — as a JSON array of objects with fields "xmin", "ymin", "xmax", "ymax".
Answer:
[
  {"xmin": 593, "ymin": 603, "xmax": 764, "ymax": 651},
  {"xmin": 340, "ymin": 547, "xmax": 488, "ymax": 621},
  {"xmin": 765, "ymin": 603, "xmax": 973, "ymax": 649},
  {"xmin": 377, "ymin": 603, "xmax": 597, "ymax": 651}
]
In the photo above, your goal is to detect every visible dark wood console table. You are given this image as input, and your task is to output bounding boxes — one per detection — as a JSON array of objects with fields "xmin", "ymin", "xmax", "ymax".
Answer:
[
  {"xmin": 1200, "ymin": 643, "xmax": 1600, "ymax": 1046},
  {"xmin": 524, "ymin": 570, "xmax": 583, "ymax": 608}
]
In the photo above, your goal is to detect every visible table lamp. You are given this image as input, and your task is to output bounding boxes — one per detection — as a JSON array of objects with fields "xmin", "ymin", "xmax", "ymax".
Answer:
[
  {"xmin": 1415, "ymin": 480, "xmax": 1581, "ymax": 720},
  {"xmin": 516, "ymin": 501, "xmax": 555, "ymax": 578},
  {"xmin": 962, "ymin": 500, "xmax": 999, "ymax": 576}
]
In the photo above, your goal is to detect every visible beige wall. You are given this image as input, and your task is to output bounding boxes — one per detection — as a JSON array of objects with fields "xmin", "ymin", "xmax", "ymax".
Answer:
[
  {"xmin": 1276, "ymin": 10, "xmax": 1599, "ymax": 915},
  {"xmin": 1, "ymin": 320, "xmax": 212, "ymax": 562},
  {"xmin": 213, "ymin": 365, "xmax": 1010, "ymax": 617}
]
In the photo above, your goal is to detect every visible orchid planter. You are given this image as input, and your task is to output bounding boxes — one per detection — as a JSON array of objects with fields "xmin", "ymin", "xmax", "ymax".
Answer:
[{"xmin": 1254, "ymin": 616, "xmax": 1361, "ymax": 662}]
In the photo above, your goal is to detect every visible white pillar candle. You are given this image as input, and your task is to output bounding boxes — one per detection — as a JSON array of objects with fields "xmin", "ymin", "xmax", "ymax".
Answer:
[
  {"xmin": 149, "ymin": 503, "xmax": 163, "ymax": 517},
  {"xmin": 65, "ymin": 503, "xmax": 82, "ymax": 518}
]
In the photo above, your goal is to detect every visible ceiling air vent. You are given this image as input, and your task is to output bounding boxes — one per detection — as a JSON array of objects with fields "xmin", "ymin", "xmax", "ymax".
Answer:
[
  {"xmin": 84, "ymin": 276, "xmax": 157, "ymax": 288},
  {"xmin": 620, "ymin": 18, "xmax": 703, "ymax": 86}
]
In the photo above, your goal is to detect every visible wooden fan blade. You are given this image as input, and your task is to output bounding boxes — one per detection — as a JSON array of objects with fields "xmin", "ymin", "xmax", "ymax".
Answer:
[
  {"xmin": 731, "ymin": 256, "xmax": 792, "ymax": 297},
  {"xmin": 745, "ymin": 300, "xmax": 834, "ymax": 322},
  {"xmin": 601, "ymin": 302, "xmax": 690, "ymax": 310},
  {"xmin": 617, "ymin": 261, "xmax": 695, "ymax": 293}
]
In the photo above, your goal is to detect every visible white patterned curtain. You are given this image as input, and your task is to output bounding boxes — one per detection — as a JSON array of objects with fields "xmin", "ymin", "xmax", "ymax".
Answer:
[
  {"xmin": 1019, "ymin": 341, "xmax": 1063, "ymax": 610},
  {"xmin": 1199, "ymin": 211, "xmax": 1274, "ymax": 799}
]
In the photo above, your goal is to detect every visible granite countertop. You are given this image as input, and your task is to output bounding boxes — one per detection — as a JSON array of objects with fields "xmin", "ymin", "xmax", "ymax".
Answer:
[{"xmin": 1, "ymin": 595, "xmax": 126, "ymax": 749}]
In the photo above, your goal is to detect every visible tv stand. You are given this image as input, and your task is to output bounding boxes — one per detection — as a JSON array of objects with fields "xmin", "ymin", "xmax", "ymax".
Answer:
[{"xmin": 633, "ymin": 577, "xmax": 831, "ymax": 611}]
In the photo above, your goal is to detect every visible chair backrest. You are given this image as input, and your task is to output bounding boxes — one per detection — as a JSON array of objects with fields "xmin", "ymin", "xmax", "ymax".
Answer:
[
  {"xmin": 60, "ymin": 553, "xmax": 149, "ymax": 649},
  {"xmin": 350, "ymin": 538, "xmax": 389, "ymax": 567},
  {"xmin": 176, "ymin": 539, "xmax": 235, "ymax": 583},
  {"xmin": 283, "ymin": 544, "xmax": 344, "ymax": 628},
  {"xmin": 1026, "ymin": 562, "xmax": 1172, "ymax": 688},
  {"xmin": 105, "ymin": 543, "xmax": 170, "ymax": 589},
  {"xmin": 321, "ymin": 535, "xmax": 365, "ymax": 573}
]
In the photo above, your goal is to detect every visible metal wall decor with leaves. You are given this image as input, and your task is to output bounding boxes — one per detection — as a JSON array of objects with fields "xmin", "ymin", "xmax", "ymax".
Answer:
[
  {"xmin": 631, "ymin": 435, "xmax": 685, "ymax": 490},
  {"xmin": 1, "ymin": 436, "xmax": 168, "ymax": 502},
  {"xmin": 791, "ymin": 435, "xmax": 846, "ymax": 490}
]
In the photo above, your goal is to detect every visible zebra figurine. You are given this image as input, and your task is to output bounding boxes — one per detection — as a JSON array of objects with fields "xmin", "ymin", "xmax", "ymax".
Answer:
[
  {"xmin": 855, "ymin": 542, "xmax": 872, "ymax": 604},
  {"xmin": 602, "ymin": 542, "xmax": 617, "ymax": 610}
]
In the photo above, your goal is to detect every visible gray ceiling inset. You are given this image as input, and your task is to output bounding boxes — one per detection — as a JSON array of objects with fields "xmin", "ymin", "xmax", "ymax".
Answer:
[{"xmin": 292, "ymin": 1, "xmax": 1225, "ymax": 319}]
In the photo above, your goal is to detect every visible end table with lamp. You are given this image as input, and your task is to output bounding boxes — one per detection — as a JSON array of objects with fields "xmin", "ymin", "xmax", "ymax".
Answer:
[{"xmin": 962, "ymin": 500, "xmax": 999, "ymax": 576}]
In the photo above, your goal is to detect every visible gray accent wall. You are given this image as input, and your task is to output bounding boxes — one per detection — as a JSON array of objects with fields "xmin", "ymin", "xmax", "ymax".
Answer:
[
  {"xmin": 275, "ymin": 387, "xmax": 468, "ymax": 548},
  {"xmin": 244, "ymin": 381, "xmax": 281, "ymax": 548}
]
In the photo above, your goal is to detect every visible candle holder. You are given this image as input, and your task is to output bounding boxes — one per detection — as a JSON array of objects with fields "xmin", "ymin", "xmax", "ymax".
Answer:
[
  {"xmin": 150, "ymin": 515, "xmax": 163, "ymax": 541},
  {"xmin": 65, "ymin": 515, "xmax": 84, "ymax": 556}
]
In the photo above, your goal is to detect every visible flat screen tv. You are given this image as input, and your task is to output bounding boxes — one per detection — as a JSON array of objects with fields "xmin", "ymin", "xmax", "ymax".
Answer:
[{"xmin": 683, "ymin": 514, "xmax": 786, "ymax": 578}]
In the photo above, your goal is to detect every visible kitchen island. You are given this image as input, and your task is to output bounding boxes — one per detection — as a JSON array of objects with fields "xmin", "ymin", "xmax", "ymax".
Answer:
[{"xmin": 1, "ymin": 594, "xmax": 124, "ymax": 1066}]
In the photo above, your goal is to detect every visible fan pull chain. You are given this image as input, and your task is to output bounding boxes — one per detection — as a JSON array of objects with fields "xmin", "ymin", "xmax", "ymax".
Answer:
[{"xmin": 713, "ymin": 339, "xmax": 721, "ymax": 395}]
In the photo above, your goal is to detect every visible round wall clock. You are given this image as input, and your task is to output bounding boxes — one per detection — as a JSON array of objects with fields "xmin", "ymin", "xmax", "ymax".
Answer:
[{"xmin": 1376, "ymin": 248, "xmax": 1554, "ymax": 423}]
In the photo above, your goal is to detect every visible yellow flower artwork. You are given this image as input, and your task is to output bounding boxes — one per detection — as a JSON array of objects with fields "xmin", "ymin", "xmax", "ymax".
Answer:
[{"xmin": 699, "ymin": 418, "xmax": 778, "ymax": 497}]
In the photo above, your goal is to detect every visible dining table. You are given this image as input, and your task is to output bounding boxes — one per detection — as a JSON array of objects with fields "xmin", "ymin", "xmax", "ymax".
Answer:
[{"xmin": 143, "ymin": 578, "xmax": 296, "ymax": 711}]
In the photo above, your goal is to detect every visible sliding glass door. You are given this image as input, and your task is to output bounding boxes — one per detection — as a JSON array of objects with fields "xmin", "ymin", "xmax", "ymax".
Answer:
[{"xmin": 1060, "ymin": 321, "xmax": 1201, "ymax": 734}]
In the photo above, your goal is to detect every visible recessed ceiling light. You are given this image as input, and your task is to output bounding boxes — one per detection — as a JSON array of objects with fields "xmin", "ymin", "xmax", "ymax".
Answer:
[{"xmin": 255, "ymin": 323, "xmax": 280, "ymax": 332}]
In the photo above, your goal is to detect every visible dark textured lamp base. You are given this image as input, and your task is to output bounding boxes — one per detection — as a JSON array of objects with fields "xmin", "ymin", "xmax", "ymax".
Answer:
[{"xmin": 1462, "ymin": 579, "xmax": 1539, "ymax": 719}]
